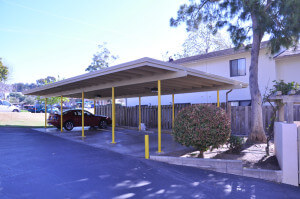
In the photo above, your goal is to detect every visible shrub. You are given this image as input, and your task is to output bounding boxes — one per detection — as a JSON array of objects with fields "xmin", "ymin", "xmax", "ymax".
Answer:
[
  {"xmin": 172, "ymin": 104, "xmax": 231, "ymax": 157},
  {"xmin": 228, "ymin": 135, "xmax": 244, "ymax": 154}
]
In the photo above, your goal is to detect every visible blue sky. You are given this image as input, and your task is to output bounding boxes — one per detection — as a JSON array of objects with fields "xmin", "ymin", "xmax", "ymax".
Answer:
[{"xmin": 0, "ymin": 0, "xmax": 188, "ymax": 84}]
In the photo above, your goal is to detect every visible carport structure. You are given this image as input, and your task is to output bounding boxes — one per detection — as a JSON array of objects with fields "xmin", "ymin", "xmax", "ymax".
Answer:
[{"xmin": 24, "ymin": 57, "xmax": 248, "ymax": 152}]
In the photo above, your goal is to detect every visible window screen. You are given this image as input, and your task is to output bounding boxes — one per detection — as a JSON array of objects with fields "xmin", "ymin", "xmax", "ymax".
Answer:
[{"xmin": 230, "ymin": 58, "xmax": 246, "ymax": 77}]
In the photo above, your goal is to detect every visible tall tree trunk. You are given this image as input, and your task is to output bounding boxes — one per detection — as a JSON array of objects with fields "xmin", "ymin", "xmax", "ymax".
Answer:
[{"xmin": 248, "ymin": 13, "xmax": 267, "ymax": 143}]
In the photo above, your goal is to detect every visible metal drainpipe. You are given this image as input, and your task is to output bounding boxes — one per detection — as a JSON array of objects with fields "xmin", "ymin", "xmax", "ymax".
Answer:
[{"xmin": 226, "ymin": 89, "xmax": 233, "ymax": 114}]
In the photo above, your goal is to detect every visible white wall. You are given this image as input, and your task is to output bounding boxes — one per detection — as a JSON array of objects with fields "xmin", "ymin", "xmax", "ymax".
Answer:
[
  {"xmin": 276, "ymin": 56, "xmax": 300, "ymax": 83},
  {"xmin": 274, "ymin": 122, "xmax": 299, "ymax": 186},
  {"xmin": 127, "ymin": 49, "xmax": 277, "ymax": 106}
]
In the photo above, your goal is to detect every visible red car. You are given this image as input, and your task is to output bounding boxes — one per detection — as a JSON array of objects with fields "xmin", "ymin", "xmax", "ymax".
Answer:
[{"xmin": 48, "ymin": 109, "xmax": 112, "ymax": 131}]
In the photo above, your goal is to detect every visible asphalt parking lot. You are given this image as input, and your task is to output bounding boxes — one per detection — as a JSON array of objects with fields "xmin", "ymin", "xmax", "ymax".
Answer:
[
  {"xmin": 34, "ymin": 126, "xmax": 192, "ymax": 157},
  {"xmin": 1, "ymin": 127, "xmax": 300, "ymax": 199}
]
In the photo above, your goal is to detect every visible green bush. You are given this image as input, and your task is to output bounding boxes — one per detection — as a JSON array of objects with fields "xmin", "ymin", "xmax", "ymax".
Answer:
[
  {"xmin": 228, "ymin": 135, "xmax": 244, "ymax": 154},
  {"xmin": 172, "ymin": 104, "xmax": 231, "ymax": 157}
]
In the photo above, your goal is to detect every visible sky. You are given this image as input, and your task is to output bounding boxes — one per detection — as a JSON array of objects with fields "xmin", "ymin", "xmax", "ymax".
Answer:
[{"xmin": 0, "ymin": 0, "xmax": 189, "ymax": 84}]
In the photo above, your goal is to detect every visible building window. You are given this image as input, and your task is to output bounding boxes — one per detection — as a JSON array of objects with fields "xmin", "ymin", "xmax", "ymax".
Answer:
[{"xmin": 230, "ymin": 58, "xmax": 246, "ymax": 77}]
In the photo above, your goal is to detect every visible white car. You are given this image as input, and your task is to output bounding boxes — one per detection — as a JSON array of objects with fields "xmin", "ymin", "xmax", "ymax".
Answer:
[{"xmin": 0, "ymin": 100, "xmax": 20, "ymax": 112}]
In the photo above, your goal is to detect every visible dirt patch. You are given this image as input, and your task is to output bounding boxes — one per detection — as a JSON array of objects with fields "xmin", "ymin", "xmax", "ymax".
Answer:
[{"xmin": 164, "ymin": 140, "xmax": 280, "ymax": 170}]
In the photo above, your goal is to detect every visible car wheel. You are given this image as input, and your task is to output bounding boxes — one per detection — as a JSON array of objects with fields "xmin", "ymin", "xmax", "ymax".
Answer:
[
  {"xmin": 64, "ymin": 121, "xmax": 74, "ymax": 131},
  {"xmin": 99, "ymin": 120, "xmax": 108, "ymax": 129},
  {"xmin": 12, "ymin": 109, "xmax": 19, "ymax": 112}
]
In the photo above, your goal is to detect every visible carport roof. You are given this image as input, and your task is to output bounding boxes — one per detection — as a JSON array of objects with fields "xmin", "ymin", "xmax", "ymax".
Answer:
[{"xmin": 23, "ymin": 57, "xmax": 248, "ymax": 99}]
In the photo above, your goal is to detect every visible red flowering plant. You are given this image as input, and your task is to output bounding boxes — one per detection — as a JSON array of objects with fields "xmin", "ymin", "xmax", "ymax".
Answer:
[{"xmin": 172, "ymin": 104, "xmax": 231, "ymax": 158}]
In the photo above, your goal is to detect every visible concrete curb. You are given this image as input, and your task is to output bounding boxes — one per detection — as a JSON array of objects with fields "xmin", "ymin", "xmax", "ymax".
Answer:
[{"xmin": 150, "ymin": 155, "xmax": 282, "ymax": 183}]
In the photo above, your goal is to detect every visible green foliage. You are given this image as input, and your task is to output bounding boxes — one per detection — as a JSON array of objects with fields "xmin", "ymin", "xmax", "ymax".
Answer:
[
  {"xmin": 8, "ymin": 92, "xmax": 35, "ymax": 105},
  {"xmin": 9, "ymin": 92, "xmax": 25, "ymax": 102},
  {"xmin": 263, "ymin": 80, "xmax": 299, "ymax": 155},
  {"xmin": 36, "ymin": 76, "xmax": 69, "ymax": 105},
  {"xmin": 271, "ymin": 80, "xmax": 299, "ymax": 95},
  {"xmin": 36, "ymin": 76, "xmax": 56, "ymax": 87},
  {"xmin": 171, "ymin": 0, "xmax": 300, "ymax": 143},
  {"xmin": 12, "ymin": 83, "xmax": 37, "ymax": 92},
  {"xmin": 85, "ymin": 43, "xmax": 118, "ymax": 72},
  {"xmin": 170, "ymin": 0, "xmax": 300, "ymax": 54},
  {"xmin": 0, "ymin": 58, "xmax": 9, "ymax": 82},
  {"xmin": 228, "ymin": 135, "xmax": 244, "ymax": 154},
  {"xmin": 264, "ymin": 80, "xmax": 299, "ymax": 102},
  {"xmin": 9, "ymin": 97, "xmax": 19, "ymax": 104},
  {"xmin": 172, "ymin": 105, "xmax": 231, "ymax": 155},
  {"xmin": 23, "ymin": 96, "xmax": 35, "ymax": 105}
]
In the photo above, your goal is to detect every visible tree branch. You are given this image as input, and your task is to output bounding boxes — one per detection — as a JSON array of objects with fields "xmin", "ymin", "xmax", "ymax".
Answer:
[{"xmin": 264, "ymin": 0, "xmax": 273, "ymax": 11}]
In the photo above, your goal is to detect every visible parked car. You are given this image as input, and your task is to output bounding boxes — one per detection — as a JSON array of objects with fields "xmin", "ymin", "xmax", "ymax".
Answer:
[
  {"xmin": 28, "ymin": 105, "xmax": 59, "ymax": 114},
  {"xmin": 0, "ymin": 100, "xmax": 20, "ymax": 112},
  {"xmin": 47, "ymin": 109, "xmax": 112, "ymax": 131}
]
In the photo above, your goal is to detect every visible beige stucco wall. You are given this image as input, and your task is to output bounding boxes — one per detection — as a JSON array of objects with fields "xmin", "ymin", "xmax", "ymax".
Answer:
[
  {"xmin": 179, "ymin": 48, "xmax": 276, "ymax": 102},
  {"xmin": 127, "ymin": 50, "xmax": 298, "ymax": 106},
  {"xmin": 276, "ymin": 56, "xmax": 300, "ymax": 83}
]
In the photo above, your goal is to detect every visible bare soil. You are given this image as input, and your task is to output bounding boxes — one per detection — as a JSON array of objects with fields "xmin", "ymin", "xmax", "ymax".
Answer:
[{"xmin": 164, "ymin": 140, "xmax": 280, "ymax": 170}]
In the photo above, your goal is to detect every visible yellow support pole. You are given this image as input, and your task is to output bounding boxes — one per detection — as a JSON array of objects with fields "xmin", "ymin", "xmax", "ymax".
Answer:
[
  {"xmin": 45, "ymin": 98, "xmax": 47, "ymax": 128},
  {"xmin": 111, "ymin": 87, "xmax": 116, "ymax": 144},
  {"xmin": 60, "ymin": 96, "xmax": 63, "ymax": 132},
  {"xmin": 217, "ymin": 90, "xmax": 220, "ymax": 107},
  {"xmin": 157, "ymin": 80, "xmax": 162, "ymax": 153},
  {"xmin": 82, "ymin": 92, "xmax": 85, "ymax": 137},
  {"xmin": 172, "ymin": 94, "xmax": 175, "ymax": 129},
  {"xmin": 94, "ymin": 99, "xmax": 96, "ymax": 115},
  {"xmin": 139, "ymin": 96, "xmax": 141, "ymax": 131},
  {"xmin": 145, "ymin": 134, "xmax": 149, "ymax": 159}
]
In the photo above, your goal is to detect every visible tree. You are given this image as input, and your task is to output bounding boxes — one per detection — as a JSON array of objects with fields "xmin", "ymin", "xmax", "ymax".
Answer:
[
  {"xmin": 182, "ymin": 23, "xmax": 232, "ymax": 56},
  {"xmin": 170, "ymin": 0, "xmax": 300, "ymax": 142},
  {"xmin": 36, "ymin": 77, "xmax": 69, "ymax": 109},
  {"xmin": 9, "ymin": 92, "xmax": 25, "ymax": 102},
  {"xmin": 162, "ymin": 24, "xmax": 232, "ymax": 61},
  {"xmin": 13, "ymin": 83, "xmax": 37, "ymax": 92},
  {"xmin": 0, "ymin": 58, "xmax": 9, "ymax": 82},
  {"xmin": 85, "ymin": 43, "xmax": 118, "ymax": 72},
  {"xmin": 36, "ymin": 76, "xmax": 56, "ymax": 87}
]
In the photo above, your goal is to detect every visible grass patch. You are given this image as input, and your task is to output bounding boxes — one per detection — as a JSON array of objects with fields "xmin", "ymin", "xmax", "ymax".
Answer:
[
  {"xmin": 0, "ymin": 112, "xmax": 45, "ymax": 128},
  {"xmin": 0, "ymin": 125, "xmax": 45, "ymax": 128}
]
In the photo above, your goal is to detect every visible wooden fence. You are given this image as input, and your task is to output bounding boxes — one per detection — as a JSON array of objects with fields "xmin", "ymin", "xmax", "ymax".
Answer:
[{"xmin": 96, "ymin": 104, "xmax": 300, "ymax": 135}]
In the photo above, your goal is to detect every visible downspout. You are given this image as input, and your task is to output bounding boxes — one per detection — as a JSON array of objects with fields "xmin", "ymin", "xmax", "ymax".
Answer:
[{"xmin": 226, "ymin": 89, "xmax": 233, "ymax": 116}]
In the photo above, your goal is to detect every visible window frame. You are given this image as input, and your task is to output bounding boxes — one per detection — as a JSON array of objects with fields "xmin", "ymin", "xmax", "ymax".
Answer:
[{"xmin": 230, "ymin": 58, "xmax": 246, "ymax": 77}]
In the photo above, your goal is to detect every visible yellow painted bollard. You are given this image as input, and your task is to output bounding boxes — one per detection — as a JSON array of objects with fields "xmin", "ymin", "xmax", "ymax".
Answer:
[
  {"xmin": 139, "ymin": 96, "xmax": 141, "ymax": 131},
  {"xmin": 172, "ymin": 94, "xmax": 174, "ymax": 129},
  {"xmin": 157, "ymin": 80, "xmax": 162, "ymax": 153},
  {"xmin": 45, "ymin": 98, "xmax": 47, "ymax": 129},
  {"xmin": 217, "ymin": 90, "xmax": 220, "ymax": 107},
  {"xmin": 111, "ymin": 87, "xmax": 116, "ymax": 144},
  {"xmin": 60, "ymin": 96, "xmax": 63, "ymax": 132},
  {"xmin": 82, "ymin": 92, "xmax": 85, "ymax": 137},
  {"xmin": 94, "ymin": 99, "xmax": 96, "ymax": 115},
  {"xmin": 145, "ymin": 135, "xmax": 149, "ymax": 159}
]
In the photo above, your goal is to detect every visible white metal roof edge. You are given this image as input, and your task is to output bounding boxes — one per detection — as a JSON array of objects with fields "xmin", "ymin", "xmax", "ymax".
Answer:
[
  {"xmin": 23, "ymin": 57, "xmax": 186, "ymax": 95},
  {"xmin": 23, "ymin": 57, "xmax": 248, "ymax": 96}
]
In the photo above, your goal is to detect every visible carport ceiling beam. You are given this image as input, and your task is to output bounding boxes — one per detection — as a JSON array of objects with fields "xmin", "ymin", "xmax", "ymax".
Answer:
[{"xmin": 43, "ymin": 71, "xmax": 188, "ymax": 97}]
